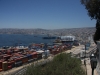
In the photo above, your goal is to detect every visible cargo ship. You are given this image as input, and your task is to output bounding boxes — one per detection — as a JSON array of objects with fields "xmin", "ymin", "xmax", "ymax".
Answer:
[
  {"xmin": 54, "ymin": 36, "xmax": 80, "ymax": 48},
  {"xmin": 53, "ymin": 36, "xmax": 76, "ymax": 48},
  {"xmin": 42, "ymin": 36, "xmax": 56, "ymax": 39},
  {"xmin": 54, "ymin": 36, "xmax": 75, "ymax": 42},
  {"xmin": 42, "ymin": 34, "xmax": 57, "ymax": 39}
]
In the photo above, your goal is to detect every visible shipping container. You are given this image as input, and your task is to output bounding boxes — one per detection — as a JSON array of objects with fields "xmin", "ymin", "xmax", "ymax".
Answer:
[{"xmin": 2, "ymin": 61, "xmax": 8, "ymax": 71}]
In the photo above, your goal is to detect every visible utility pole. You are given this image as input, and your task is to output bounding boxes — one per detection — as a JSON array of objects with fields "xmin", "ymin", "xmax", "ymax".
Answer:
[
  {"xmin": 44, "ymin": 43, "xmax": 47, "ymax": 59},
  {"xmin": 85, "ymin": 44, "xmax": 86, "ymax": 58},
  {"xmin": 84, "ymin": 44, "xmax": 86, "ymax": 66}
]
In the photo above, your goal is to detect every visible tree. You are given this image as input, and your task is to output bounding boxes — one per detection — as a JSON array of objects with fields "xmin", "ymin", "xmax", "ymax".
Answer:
[{"xmin": 80, "ymin": 0, "xmax": 100, "ymax": 44}]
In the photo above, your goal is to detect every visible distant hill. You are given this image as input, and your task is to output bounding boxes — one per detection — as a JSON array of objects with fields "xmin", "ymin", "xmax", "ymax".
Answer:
[
  {"xmin": 0, "ymin": 27, "xmax": 95, "ymax": 44},
  {"xmin": 0, "ymin": 27, "xmax": 95, "ymax": 35}
]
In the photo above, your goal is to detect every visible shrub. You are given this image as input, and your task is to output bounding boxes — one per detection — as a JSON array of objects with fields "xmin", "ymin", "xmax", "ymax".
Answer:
[{"xmin": 24, "ymin": 53, "xmax": 85, "ymax": 75}]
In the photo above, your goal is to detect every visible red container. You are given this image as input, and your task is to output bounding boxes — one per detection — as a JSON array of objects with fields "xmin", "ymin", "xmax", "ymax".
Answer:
[
  {"xmin": 52, "ymin": 50, "xmax": 60, "ymax": 55},
  {"xmin": 0, "ymin": 52, "xmax": 2, "ymax": 55},
  {"xmin": 0, "ymin": 69, "xmax": 2, "ymax": 72},
  {"xmin": 3, "ymin": 55, "xmax": 10, "ymax": 59},
  {"xmin": 11, "ymin": 60, "xmax": 15, "ymax": 64},
  {"xmin": 3, "ymin": 56, "xmax": 8, "ymax": 61},
  {"xmin": 8, "ymin": 66, "xmax": 12, "ymax": 69},
  {"xmin": 20, "ymin": 57, "xmax": 23, "ymax": 63},
  {"xmin": 7, "ymin": 50, "xmax": 11, "ymax": 55},
  {"xmin": 11, "ymin": 60, "xmax": 15, "ymax": 68},
  {"xmin": 8, "ymin": 61, "xmax": 12, "ymax": 69},
  {"xmin": 31, "ymin": 52, "xmax": 38, "ymax": 59},
  {"xmin": 28, "ymin": 51, "xmax": 32, "ymax": 54},
  {"xmin": 21, "ymin": 56, "xmax": 28, "ymax": 64},
  {"xmin": 17, "ymin": 58, "xmax": 21, "ymax": 62},
  {"xmin": 0, "ymin": 61, "xmax": 2, "ymax": 69},
  {"xmin": 0, "ymin": 55, "xmax": 3, "ymax": 59},
  {"xmin": 8, "ymin": 61, "xmax": 12, "ymax": 66}
]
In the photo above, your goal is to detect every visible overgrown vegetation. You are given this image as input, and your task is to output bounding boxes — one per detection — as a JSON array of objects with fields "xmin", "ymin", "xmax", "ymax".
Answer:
[{"xmin": 24, "ymin": 53, "xmax": 85, "ymax": 75}]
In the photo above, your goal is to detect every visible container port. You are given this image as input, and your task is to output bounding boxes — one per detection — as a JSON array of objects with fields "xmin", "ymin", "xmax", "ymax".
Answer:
[{"xmin": 0, "ymin": 41, "xmax": 77, "ymax": 73}]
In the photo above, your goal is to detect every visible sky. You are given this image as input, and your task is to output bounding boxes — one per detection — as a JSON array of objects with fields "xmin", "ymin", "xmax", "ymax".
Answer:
[{"xmin": 0, "ymin": 0, "xmax": 96, "ymax": 29}]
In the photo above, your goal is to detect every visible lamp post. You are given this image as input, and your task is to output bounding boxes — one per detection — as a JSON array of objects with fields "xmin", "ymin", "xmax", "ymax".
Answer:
[
  {"xmin": 90, "ymin": 54, "xmax": 97, "ymax": 75},
  {"xmin": 44, "ymin": 43, "xmax": 47, "ymax": 59},
  {"xmin": 85, "ymin": 44, "xmax": 86, "ymax": 58},
  {"xmin": 84, "ymin": 44, "xmax": 86, "ymax": 65}
]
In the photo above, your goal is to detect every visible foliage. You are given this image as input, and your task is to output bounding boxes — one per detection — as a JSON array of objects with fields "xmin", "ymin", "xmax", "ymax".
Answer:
[
  {"xmin": 81, "ymin": 0, "xmax": 100, "ymax": 20},
  {"xmin": 81, "ymin": 0, "xmax": 100, "ymax": 44},
  {"xmin": 24, "ymin": 53, "xmax": 85, "ymax": 75}
]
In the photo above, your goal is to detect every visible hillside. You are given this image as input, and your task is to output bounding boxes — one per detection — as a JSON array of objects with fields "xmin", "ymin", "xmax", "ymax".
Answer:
[{"xmin": 0, "ymin": 27, "xmax": 96, "ymax": 44}]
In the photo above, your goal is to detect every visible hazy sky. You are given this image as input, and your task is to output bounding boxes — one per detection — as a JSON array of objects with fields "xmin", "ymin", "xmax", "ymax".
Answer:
[{"xmin": 0, "ymin": 0, "xmax": 96, "ymax": 29}]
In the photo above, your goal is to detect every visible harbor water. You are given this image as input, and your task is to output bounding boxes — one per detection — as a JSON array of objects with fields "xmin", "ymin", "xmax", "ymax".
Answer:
[{"xmin": 0, "ymin": 34, "xmax": 56, "ymax": 47}]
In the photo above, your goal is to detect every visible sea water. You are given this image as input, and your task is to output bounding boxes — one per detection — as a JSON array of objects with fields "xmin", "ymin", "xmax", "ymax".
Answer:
[{"xmin": 0, "ymin": 34, "xmax": 56, "ymax": 47}]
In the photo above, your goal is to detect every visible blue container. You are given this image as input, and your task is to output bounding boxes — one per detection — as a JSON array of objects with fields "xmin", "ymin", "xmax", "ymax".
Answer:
[
  {"xmin": 15, "ymin": 62, "xmax": 19, "ymax": 67},
  {"xmin": 26, "ymin": 54, "xmax": 32, "ymax": 59},
  {"xmin": 18, "ymin": 61, "xmax": 22, "ymax": 66}
]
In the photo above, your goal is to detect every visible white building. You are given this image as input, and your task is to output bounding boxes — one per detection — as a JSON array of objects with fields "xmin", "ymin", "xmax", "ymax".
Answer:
[{"xmin": 60, "ymin": 36, "xmax": 75, "ymax": 41}]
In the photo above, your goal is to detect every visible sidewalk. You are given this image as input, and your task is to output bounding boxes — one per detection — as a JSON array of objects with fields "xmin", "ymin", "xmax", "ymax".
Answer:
[{"xmin": 85, "ymin": 58, "xmax": 98, "ymax": 75}]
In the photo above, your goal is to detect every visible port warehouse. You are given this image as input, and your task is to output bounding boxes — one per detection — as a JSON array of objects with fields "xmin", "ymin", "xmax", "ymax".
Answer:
[{"xmin": 0, "ymin": 36, "xmax": 79, "ymax": 72}]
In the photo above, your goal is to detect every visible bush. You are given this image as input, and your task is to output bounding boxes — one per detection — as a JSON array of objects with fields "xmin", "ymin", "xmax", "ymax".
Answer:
[{"xmin": 24, "ymin": 53, "xmax": 85, "ymax": 75}]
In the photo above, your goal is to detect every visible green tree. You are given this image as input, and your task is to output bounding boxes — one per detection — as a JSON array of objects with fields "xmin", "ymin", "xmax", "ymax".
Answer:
[{"xmin": 80, "ymin": 0, "xmax": 100, "ymax": 44}]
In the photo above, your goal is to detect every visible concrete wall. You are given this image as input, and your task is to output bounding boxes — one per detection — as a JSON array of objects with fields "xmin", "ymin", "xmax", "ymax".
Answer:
[{"xmin": 96, "ymin": 41, "xmax": 100, "ymax": 75}]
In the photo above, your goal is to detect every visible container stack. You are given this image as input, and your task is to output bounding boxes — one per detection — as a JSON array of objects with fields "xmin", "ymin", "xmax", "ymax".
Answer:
[
  {"xmin": 0, "ymin": 43, "xmax": 74, "ymax": 72},
  {"xmin": 0, "ymin": 60, "xmax": 3, "ymax": 72},
  {"xmin": 2, "ymin": 61, "xmax": 8, "ymax": 71}
]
